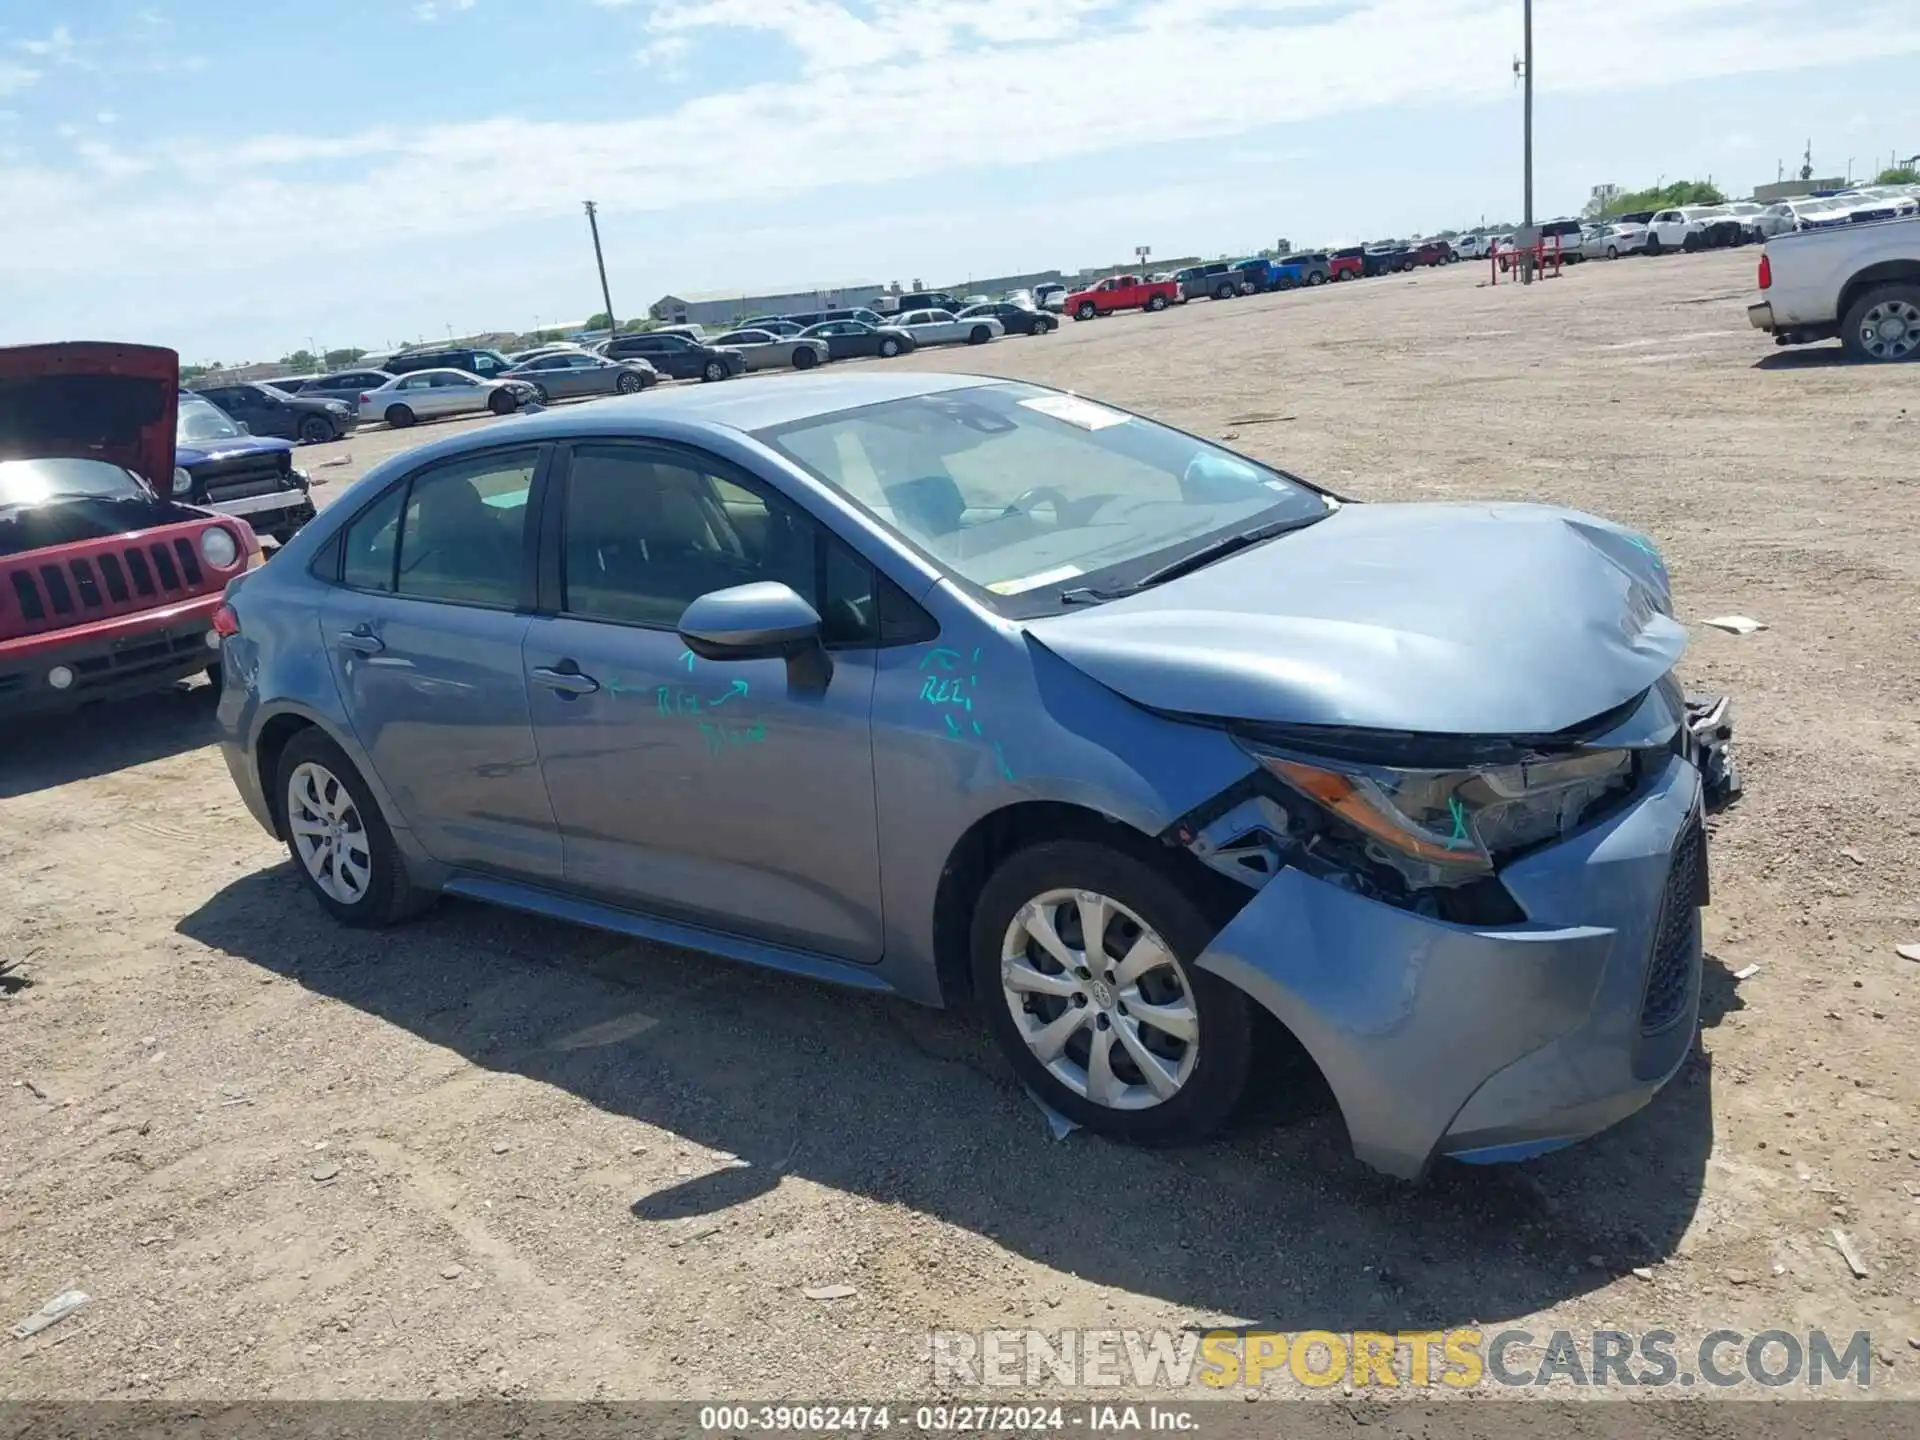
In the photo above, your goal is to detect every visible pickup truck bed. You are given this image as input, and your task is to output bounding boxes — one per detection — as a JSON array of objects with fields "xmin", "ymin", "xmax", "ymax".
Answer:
[{"xmin": 1749, "ymin": 215, "xmax": 1920, "ymax": 361}]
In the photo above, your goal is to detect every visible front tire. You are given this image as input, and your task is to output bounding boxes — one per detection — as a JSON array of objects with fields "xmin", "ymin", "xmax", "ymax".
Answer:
[
  {"xmin": 878, "ymin": 338, "xmax": 901, "ymax": 358},
  {"xmin": 793, "ymin": 346, "xmax": 819, "ymax": 368},
  {"xmin": 1076, "ymin": 301, "xmax": 1097, "ymax": 321},
  {"xmin": 967, "ymin": 325, "xmax": 992, "ymax": 344},
  {"xmin": 298, "ymin": 415, "xmax": 332, "ymax": 445},
  {"xmin": 615, "ymin": 371, "xmax": 644, "ymax": 393},
  {"xmin": 702, "ymin": 359, "xmax": 728, "ymax": 382},
  {"xmin": 1644, "ymin": 235, "xmax": 1662, "ymax": 255},
  {"xmin": 972, "ymin": 840, "xmax": 1253, "ymax": 1146},
  {"xmin": 276, "ymin": 731, "xmax": 427, "ymax": 928},
  {"xmin": 1841, "ymin": 282, "xmax": 1920, "ymax": 363},
  {"xmin": 1606, "ymin": 246, "xmax": 1619, "ymax": 260},
  {"xmin": 1308, "ymin": 271, "xmax": 1326, "ymax": 286},
  {"xmin": 487, "ymin": 389, "xmax": 517, "ymax": 415}
]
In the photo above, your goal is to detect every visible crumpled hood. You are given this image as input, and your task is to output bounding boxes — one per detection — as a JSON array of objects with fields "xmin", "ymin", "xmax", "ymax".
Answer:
[
  {"xmin": 1025, "ymin": 502, "xmax": 1687, "ymax": 736},
  {"xmin": 176, "ymin": 434, "xmax": 294, "ymax": 467},
  {"xmin": 0, "ymin": 341, "xmax": 177, "ymax": 492}
]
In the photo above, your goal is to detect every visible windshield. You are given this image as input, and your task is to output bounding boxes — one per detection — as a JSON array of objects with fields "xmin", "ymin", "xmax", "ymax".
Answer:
[
  {"xmin": 0, "ymin": 456, "xmax": 150, "ymax": 508},
  {"xmin": 757, "ymin": 382, "xmax": 1330, "ymax": 612},
  {"xmin": 178, "ymin": 396, "xmax": 243, "ymax": 442}
]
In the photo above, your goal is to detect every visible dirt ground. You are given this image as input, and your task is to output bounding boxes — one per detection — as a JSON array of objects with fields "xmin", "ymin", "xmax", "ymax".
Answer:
[{"xmin": 4, "ymin": 250, "xmax": 1918, "ymax": 1403}]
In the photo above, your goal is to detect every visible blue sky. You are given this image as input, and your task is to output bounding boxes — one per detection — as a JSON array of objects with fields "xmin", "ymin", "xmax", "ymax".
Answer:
[{"xmin": 3, "ymin": 0, "xmax": 1917, "ymax": 363}]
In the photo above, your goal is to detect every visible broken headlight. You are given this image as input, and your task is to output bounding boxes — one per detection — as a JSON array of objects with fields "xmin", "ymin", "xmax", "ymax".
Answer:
[{"xmin": 1247, "ymin": 746, "xmax": 1634, "ymax": 887}]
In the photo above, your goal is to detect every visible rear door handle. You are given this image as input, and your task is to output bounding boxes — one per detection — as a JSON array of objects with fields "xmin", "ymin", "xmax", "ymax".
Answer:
[
  {"xmin": 531, "ymin": 664, "xmax": 600, "ymax": 696},
  {"xmin": 337, "ymin": 626, "xmax": 384, "ymax": 654}
]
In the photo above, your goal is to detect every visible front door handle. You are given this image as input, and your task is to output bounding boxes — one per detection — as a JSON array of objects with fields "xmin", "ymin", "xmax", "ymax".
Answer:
[
  {"xmin": 531, "ymin": 663, "xmax": 600, "ymax": 696},
  {"xmin": 337, "ymin": 626, "xmax": 384, "ymax": 654}
]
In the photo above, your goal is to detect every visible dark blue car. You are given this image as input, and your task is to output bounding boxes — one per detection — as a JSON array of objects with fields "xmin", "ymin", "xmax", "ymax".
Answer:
[{"xmin": 173, "ymin": 394, "xmax": 316, "ymax": 543}]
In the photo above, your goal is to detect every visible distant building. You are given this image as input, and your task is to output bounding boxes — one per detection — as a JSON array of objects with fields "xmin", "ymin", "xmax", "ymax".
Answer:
[
  {"xmin": 650, "ymin": 284, "xmax": 891, "ymax": 327},
  {"xmin": 1753, "ymin": 177, "xmax": 1847, "ymax": 203}
]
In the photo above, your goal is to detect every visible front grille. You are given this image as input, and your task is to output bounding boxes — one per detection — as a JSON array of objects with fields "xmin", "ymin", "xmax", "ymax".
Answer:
[
  {"xmin": 192, "ymin": 452, "xmax": 292, "ymax": 504},
  {"xmin": 1639, "ymin": 816, "xmax": 1705, "ymax": 1035},
  {"xmin": 1, "ymin": 534, "xmax": 213, "ymax": 639}
]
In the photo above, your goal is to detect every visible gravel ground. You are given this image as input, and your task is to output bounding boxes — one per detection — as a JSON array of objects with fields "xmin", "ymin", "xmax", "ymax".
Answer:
[{"xmin": 3, "ymin": 250, "xmax": 1917, "ymax": 1403}]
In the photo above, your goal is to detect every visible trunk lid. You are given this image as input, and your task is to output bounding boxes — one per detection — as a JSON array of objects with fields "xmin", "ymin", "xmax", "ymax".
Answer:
[
  {"xmin": 0, "ymin": 342, "xmax": 179, "ymax": 493},
  {"xmin": 1024, "ymin": 501, "xmax": 1687, "ymax": 736}
]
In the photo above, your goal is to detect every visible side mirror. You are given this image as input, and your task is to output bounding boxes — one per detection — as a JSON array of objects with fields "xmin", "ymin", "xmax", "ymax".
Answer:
[{"xmin": 678, "ymin": 581, "xmax": 832, "ymax": 692}]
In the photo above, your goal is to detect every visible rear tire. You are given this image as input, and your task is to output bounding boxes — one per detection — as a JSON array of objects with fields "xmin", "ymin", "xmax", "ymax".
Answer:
[
  {"xmin": 973, "ymin": 840, "xmax": 1253, "ymax": 1146},
  {"xmin": 1214, "ymin": 282, "xmax": 1235, "ymax": 300},
  {"xmin": 793, "ymin": 346, "xmax": 819, "ymax": 368},
  {"xmin": 384, "ymin": 404, "xmax": 414, "ymax": 428},
  {"xmin": 1307, "ymin": 271, "xmax": 1326, "ymax": 286},
  {"xmin": 276, "ymin": 730, "xmax": 429, "ymax": 928},
  {"xmin": 298, "ymin": 415, "xmax": 332, "ymax": 445},
  {"xmin": 1841, "ymin": 282, "xmax": 1920, "ymax": 363},
  {"xmin": 967, "ymin": 325, "xmax": 992, "ymax": 344},
  {"xmin": 1145, "ymin": 294, "xmax": 1168, "ymax": 312}
]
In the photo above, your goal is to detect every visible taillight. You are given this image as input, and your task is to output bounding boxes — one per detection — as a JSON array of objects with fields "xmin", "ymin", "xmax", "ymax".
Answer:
[
  {"xmin": 1758, "ymin": 254, "xmax": 1772, "ymax": 290},
  {"xmin": 358, "ymin": 393, "xmax": 371, "ymax": 405},
  {"xmin": 211, "ymin": 604, "xmax": 240, "ymax": 638}
]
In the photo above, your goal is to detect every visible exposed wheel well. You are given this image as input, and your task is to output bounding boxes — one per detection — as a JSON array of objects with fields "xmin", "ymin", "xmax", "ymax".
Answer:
[
  {"xmin": 254, "ymin": 714, "xmax": 319, "ymax": 838},
  {"xmin": 1838, "ymin": 261, "xmax": 1920, "ymax": 325},
  {"xmin": 930, "ymin": 801, "xmax": 1252, "ymax": 1010}
]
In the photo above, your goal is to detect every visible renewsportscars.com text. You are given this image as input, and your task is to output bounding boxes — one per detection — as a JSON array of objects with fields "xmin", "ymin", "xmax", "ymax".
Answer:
[{"xmin": 930, "ymin": 1327, "xmax": 1875, "ymax": 1390}]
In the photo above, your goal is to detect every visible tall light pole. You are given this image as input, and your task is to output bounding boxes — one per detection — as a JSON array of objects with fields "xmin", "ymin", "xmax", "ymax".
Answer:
[
  {"xmin": 1520, "ymin": 0, "xmax": 1533, "ymax": 227},
  {"xmin": 584, "ymin": 200, "xmax": 616, "ymax": 334}
]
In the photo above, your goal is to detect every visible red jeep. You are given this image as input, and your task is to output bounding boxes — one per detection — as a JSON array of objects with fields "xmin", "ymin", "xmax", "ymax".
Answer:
[
  {"xmin": 1, "ymin": 342, "xmax": 260, "ymax": 716},
  {"xmin": 1063, "ymin": 274, "xmax": 1179, "ymax": 320}
]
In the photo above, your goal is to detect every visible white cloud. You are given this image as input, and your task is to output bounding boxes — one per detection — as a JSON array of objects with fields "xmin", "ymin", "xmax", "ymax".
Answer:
[
  {"xmin": 0, "ymin": 61, "xmax": 37, "ymax": 96},
  {"xmin": 15, "ymin": 25, "xmax": 75, "ymax": 59},
  {"xmin": 97, "ymin": 110, "xmax": 117, "ymax": 125},
  {"xmin": 414, "ymin": 0, "xmax": 478, "ymax": 19}
]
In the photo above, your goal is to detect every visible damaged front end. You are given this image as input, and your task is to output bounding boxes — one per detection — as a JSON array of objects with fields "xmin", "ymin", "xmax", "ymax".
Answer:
[{"xmin": 1168, "ymin": 678, "xmax": 1736, "ymax": 1180}]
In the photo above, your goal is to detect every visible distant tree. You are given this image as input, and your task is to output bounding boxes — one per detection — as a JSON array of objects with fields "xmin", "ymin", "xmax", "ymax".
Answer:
[
  {"xmin": 1875, "ymin": 165, "xmax": 1920, "ymax": 185},
  {"xmin": 585, "ymin": 312, "xmax": 614, "ymax": 331},
  {"xmin": 280, "ymin": 349, "xmax": 317, "ymax": 371},
  {"xmin": 618, "ymin": 317, "xmax": 651, "ymax": 333},
  {"xmin": 323, "ymin": 347, "xmax": 367, "ymax": 368},
  {"xmin": 181, "ymin": 364, "xmax": 210, "ymax": 382},
  {"xmin": 1593, "ymin": 180, "xmax": 1724, "ymax": 219}
]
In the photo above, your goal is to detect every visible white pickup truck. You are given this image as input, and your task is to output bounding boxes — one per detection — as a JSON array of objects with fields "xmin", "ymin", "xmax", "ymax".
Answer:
[{"xmin": 1748, "ymin": 215, "xmax": 1920, "ymax": 361}]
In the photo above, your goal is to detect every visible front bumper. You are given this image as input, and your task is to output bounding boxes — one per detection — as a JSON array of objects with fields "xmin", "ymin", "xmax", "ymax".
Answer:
[
  {"xmin": 1195, "ymin": 751, "xmax": 1709, "ymax": 1179},
  {"xmin": 0, "ymin": 594, "xmax": 222, "ymax": 716},
  {"xmin": 204, "ymin": 488, "xmax": 317, "ymax": 537}
]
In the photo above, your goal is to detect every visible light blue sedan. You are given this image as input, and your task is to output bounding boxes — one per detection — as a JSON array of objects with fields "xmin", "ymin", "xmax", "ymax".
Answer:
[{"xmin": 214, "ymin": 373, "xmax": 1735, "ymax": 1178}]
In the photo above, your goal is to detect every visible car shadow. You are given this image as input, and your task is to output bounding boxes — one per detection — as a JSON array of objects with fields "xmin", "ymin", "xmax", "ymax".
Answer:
[
  {"xmin": 177, "ymin": 868, "xmax": 1722, "ymax": 1334},
  {"xmin": 0, "ymin": 677, "xmax": 218, "ymax": 799},
  {"xmin": 1751, "ymin": 346, "xmax": 1850, "ymax": 368}
]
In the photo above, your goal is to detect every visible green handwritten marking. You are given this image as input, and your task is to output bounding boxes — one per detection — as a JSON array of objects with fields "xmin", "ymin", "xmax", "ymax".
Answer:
[
  {"xmin": 699, "ymin": 720, "xmax": 767, "ymax": 754},
  {"xmin": 943, "ymin": 714, "xmax": 962, "ymax": 740},
  {"xmin": 707, "ymin": 679, "xmax": 749, "ymax": 707},
  {"xmin": 1446, "ymin": 796, "xmax": 1472, "ymax": 850},
  {"xmin": 970, "ymin": 720, "xmax": 982, "ymax": 736},
  {"xmin": 993, "ymin": 741, "xmax": 1014, "ymax": 781},
  {"xmin": 920, "ymin": 647, "xmax": 962, "ymax": 673},
  {"xmin": 680, "ymin": 649, "xmax": 696, "ymax": 671}
]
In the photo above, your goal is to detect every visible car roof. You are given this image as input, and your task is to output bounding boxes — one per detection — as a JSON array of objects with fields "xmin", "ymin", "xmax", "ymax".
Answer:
[{"xmin": 448, "ymin": 372, "xmax": 998, "ymax": 447}]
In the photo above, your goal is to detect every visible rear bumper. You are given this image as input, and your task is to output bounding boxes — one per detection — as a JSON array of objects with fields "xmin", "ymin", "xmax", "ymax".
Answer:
[
  {"xmin": 1747, "ymin": 301, "xmax": 1775, "ymax": 331},
  {"xmin": 0, "ymin": 593, "xmax": 222, "ymax": 715},
  {"xmin": 1195, "ymin": 752, "xmax": 1708, "ymax": 1179}
]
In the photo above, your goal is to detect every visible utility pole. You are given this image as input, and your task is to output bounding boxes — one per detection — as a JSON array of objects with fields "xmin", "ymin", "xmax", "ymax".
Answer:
[
  {"xmin": 1520, "ymin": 0, "xmax": 1533, "ymax": 227},
  {"xmin": 583, "ymin": 200, "xmax": 616, "ymax": 334}
]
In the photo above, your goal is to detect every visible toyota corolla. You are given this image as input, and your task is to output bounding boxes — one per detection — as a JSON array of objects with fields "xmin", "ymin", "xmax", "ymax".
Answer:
[{"xmin": 214, "ymin": 373, "xmax": 1736, "ymax": 1179}]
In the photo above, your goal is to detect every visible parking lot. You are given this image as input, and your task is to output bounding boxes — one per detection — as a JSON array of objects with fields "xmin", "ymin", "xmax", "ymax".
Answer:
[{"xmin": 3, "ymin": 249, "xmax": 1917, "ymax": 1401}]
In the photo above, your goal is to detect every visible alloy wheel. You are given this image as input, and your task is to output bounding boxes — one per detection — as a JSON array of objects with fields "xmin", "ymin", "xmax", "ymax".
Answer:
[
  {"xmin": 1000, "ymin": 888, "xmax": 1199, "ymax": 1110},
  {"xmin": 1860, "ymin": 300, "xmax": 1920, "ymax": 360},
  {"xmin": 287, "ymin": 761, "xmax": 372, "ymax": 905}
]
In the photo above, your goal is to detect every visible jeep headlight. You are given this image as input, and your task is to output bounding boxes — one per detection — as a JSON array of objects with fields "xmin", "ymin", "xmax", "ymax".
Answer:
[
  {"xmin": 172, "ymin": 466, "xmax": 193, "ymax": 497},
  {"xmin": 1247, "ymin": 746, "xmax": 1634, "ymax": 883},
  {"xmin": 199, "ymin": 526, "xmax": 239, "ymax": 569}
]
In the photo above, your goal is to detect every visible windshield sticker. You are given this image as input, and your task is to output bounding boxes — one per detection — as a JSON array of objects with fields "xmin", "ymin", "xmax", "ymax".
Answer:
[
  {"xmin": 986, "ymin": 563, "xmax": 1083, "ymax": 595},
  {"xmin": 1018, "ymin": 394, "xmax": 1131, "ymax": 430}
]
